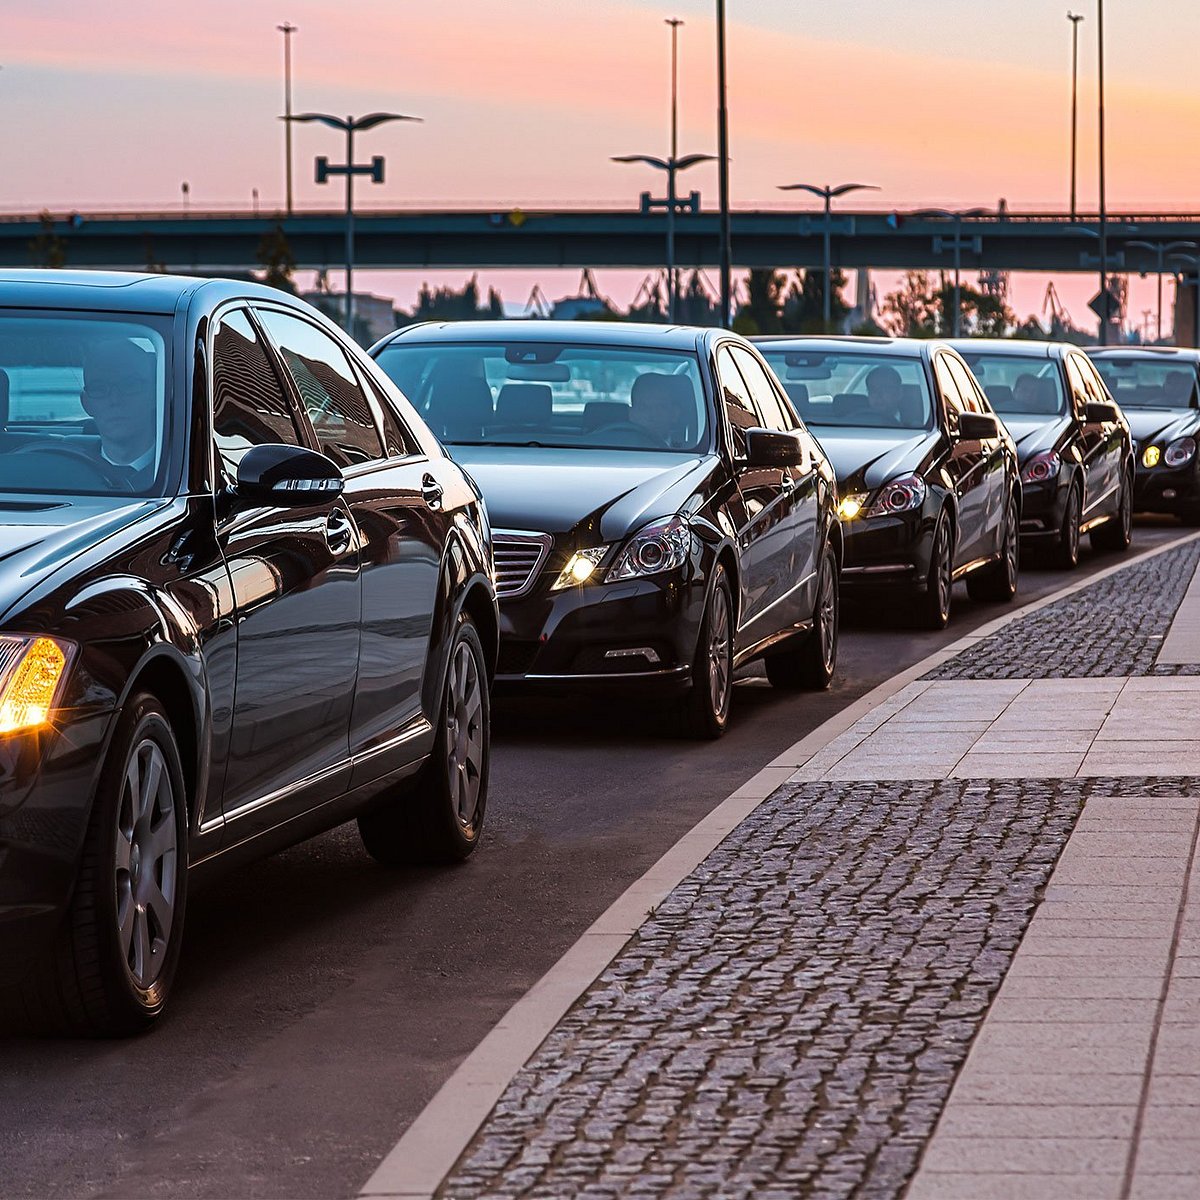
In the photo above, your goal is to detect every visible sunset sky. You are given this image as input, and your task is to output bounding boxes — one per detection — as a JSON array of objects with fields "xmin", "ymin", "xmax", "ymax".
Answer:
[{"xmin": 7, "ymin": 0, "xmax": 1200, "ymax": 330}]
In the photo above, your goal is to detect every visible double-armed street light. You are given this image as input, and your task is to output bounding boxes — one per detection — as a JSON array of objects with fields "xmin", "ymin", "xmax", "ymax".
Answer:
[
  {"xmin": 1067, "ymin": 11, "xmax": 1084, "ymax": 221},
  {"xmin": 1128, "ymin": 240, "xmax": 1198, "ymax": 343},
  {"xmin": 277, "ymin": 22, "xmax": 298, "ymax": 216},
  {"xmin": 916, "ymin": 207, "xmax": 989, "ymax": 337},
  {"xmin": 284, "ymin": 110, "xmax": 421, "ymax": 336},
  {"xmin": 777, "ymin": 181, "xmax": 879, "ymax": 330}
]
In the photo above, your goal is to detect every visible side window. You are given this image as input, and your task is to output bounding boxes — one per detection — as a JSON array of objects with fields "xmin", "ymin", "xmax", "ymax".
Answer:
[
  {"xmin": 934, "ymin": 355, "xmax": 966, "ymax": 433},
  {"xmin": 351, "ymin": 357, "xmax": 419, "ymax": 458},
  {"xmin": 1065, "ymin": 356, "xmax": 1092, "ymax": 419},
  {"xmin": 255, "ymin": 309, "xmax": 384, "ymax": 468},
  {"xmin": 945, "ymin": 356, "xmax": 986, "ymax": 414},
  {"xmin": 730, "ymin": 346, "xmax": 795, "ymax": 432},
  {"xmin": 211, "ymin": 308, "xmax": 304, "ymax": 471},
  {"xmin": 1077, "ymin": 355, "xmax": 1114, "ymax": 411},
  {"xmin": 716, "ymin": 345, "xmax": 759, "ymax": 456}
]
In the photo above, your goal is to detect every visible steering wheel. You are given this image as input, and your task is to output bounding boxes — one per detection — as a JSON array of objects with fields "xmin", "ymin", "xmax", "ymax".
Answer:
[
  {"xmin": 9, "ymin": 443, "xmax": 134, "ymax": 490},
  {"xmin": 590, "ymin": 420, "xmax": 668, "ymax": 448}
]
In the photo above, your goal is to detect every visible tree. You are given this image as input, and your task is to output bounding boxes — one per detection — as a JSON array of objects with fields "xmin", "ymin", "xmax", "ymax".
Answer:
[
  {"xmin": 881, "ymin": 271, "xmax": 938, "ymax": 337},
  {"xmin": 402, "ymin": 274, "xmax": 505, "ymax": 324},
  {"xmin": 930, "ymin": 274, "xmax": 1015, "ymax": 337},
  {"xmin": 29, "ymin": 211, "xmax": 67, "ymax": 268},
  {"xmin": 733, "ymin": 268, "xmax": 787, "ymax": 335},
  {"xmin": 780, "ymin": 268, "xmax": 850, "ymax": 333},
  {"xmin": 256, "ymin": 221, "xmax": 296, "ymax": 293}
]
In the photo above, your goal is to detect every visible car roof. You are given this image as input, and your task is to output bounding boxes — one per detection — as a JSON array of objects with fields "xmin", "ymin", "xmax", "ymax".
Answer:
[
  {"xmin": 1088, "ymin": 345, "xmax": 1200, "ymax": 362},
  {"xmin": 752, "ymin": 335, "xmax": 937, "ymax": 360},
  {"xmin": 947, "ymin": 339, "xmax": 1063, "ymax": 360},
  {"xmin": 379, "ymin": 319, "xmax": 709, "ymax": 352}
]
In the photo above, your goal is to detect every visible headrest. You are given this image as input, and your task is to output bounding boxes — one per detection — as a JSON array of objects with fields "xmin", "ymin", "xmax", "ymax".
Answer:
[
  {"xmin": 985, "ymin": 383, "xmax": 1014, "ymax": 410},
  {"xmin": 496, "ymin": 382, "xmax": 553, "ymax": 425},
  {"xmin": 898, "ymin": 383, "xmax": 925, "ymax": 426},
  {"xmin": 783, "ymin": 382, "xmax": 810, "ymax": 409},
  {"xmin": 630, "ymin": 372, "xmax": 693, "ymax": 410},
  {"xmin": 426, "ymin": 373, "xmax": 493, "ymax": 441},
  {"xmin": 582, "ymin": 401, "xmax": 629, "ymax": 432}
]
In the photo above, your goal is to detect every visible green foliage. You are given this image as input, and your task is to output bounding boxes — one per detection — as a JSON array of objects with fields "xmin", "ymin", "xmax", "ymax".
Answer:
[
  {"xmin": 735, "ymin": 268, "xmax": 787, "ymax": 334},
  {"xmin": 256, "ymin": 221, "xmax": 297, "ymax": 294},
  {"xmin": 930, "ymin": 275, "xmax": 1015, "ymax": 337},
  {"xmin": 29, "ymin": 211, "xmax": 67, "ymax": 269},
  {"xmin": 881, "ymin": 271, "xmax": 939, "ymax": 337}
]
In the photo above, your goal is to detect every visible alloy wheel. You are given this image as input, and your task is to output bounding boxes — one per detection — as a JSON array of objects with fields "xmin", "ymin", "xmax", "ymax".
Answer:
[
  {"xmin": 1065, "ymin": 487, "xmax": 1080, "ymax": 566},
  {"xmin": 1004, "ymin": 500, "xmax": 1020, "ymax": 588},
  {"xmin": 817, "ymin": 557, "xmax": 838, "ymax": 674},
  {"xmin": 446, "ymin": 638, "xmax": 485, "ymax": 831},
  {"xmin": 934, "ymin": 524, "xmax": 952, "ymax": 622},
  {"xmin": 114, "ymin": 738, "xmax": 178, "ymax": 990},
  {"xmin": 708, "ymin": 584, "xmax": 732, "ymax": 720}
]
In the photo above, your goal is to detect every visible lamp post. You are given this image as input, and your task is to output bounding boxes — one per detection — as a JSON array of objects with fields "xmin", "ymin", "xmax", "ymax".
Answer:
[
  {"xmin": 277, "ymin": 22, "xmax": 298, "ymax": 216},
  {"xmin": 613, "ymin": 153, "xmax": 716, "ymax": 321},
  {"xmin": 284, "ymin": 110, "xmax": 421, "ymax": 336},
  {"xmin": 1128, "ymin": 240, "xmax": 1197, "ymax": 343},
  {"xmin": 715, "ymin": 0, "xmax": 731, "ymax": 328},
  {"xmin": 1067, "ymin": 12, "xmax": 1084, "ymax": 221},
  {"xmin": 916, "ymin": 207, "xmax": 988, "ymax": 336},
  {"xmin": 1097, "ymin": 0, "xmax": 1109, "ymax": 345},
  {"xmin": 1169, "ymin": 252, "xmax": 1200, "ymax": 349},
  {"xmin": 778, "ymin": 181, "xmax": 879, "ymax": 330}
]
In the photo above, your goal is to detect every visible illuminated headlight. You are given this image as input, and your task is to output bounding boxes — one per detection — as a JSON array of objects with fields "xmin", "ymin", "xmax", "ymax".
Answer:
[
  {"xmin": 551, "ymin": 546, "xmax": 610, "ymax": 590},
  {"xmin": 1143, "ymin": 444, "xmax": 1162, "ymax": 468},
  {"xmin": 1021, "ymin": 451, "xmax": 1061, "ymax": 485},
  {"xmin": 1165, "ymin": 437, "xmax": 1197, "ymax": 468},
  {"xmin": 865, "ymin": 473, "xmax": 927, "ymax": 517},
  {"xmin": 0, "ymin": 635, "xmax": 73, "ymax": 735},
  {"xmin": 607, "ymin": 515, "xmax": 693, "ymax": 582},
  {"xmin": 837, "ymin": 493, "xmax": 868, "ymax": 521}
]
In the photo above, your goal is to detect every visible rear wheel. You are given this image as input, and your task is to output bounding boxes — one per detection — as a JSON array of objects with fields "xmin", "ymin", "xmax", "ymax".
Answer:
[
  {"xmin": 967, "ymin": 494, "xmax": 1019, "ymax": 604},
  {"xmin": 765, "ymin": 543, "xmax": 839, "ymax": 691},
  {"xmin": 679, "ymin": 564, "xmax": 734, "ymax": 739},
  {"xmin": 915, "ymin": 514, "xmax": 953, "ymax": 630},
  {"xmin": 1051, "ymin": 478, "xmax": 1082, "ymax": 569},
  {"xmin": 1091, "ymin": 468, "xmax": 1133, "ymax": 553},
  {"xmin": 358, "ymin": 612, "xmax": 490, "ymax": 866}
]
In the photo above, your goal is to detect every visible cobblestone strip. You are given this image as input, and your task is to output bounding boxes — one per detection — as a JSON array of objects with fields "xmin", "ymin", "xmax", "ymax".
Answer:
[
  {"xmin": 925, "ymin": 540, "xmax": 1200, "ymax": 681},
  {"xmin": 439, "ymin": 779, "xmax": 1089, "ymax": 1200}
]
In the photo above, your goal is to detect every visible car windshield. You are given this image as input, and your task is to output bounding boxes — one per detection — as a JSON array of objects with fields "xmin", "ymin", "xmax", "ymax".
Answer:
[
  {"xmin": 757, "ymin": 348, "xmax": 934, "ymax": 430},
  {"xmin": 1091, "ymin": 357, "xmax": 1199, "ymax": 410},
  {"xmin": 0, "ymin": 312, "xmax": 172, "ymax": 497},
  {"xmin": 374, "ymin": 341, "xmax": 709, "ymax": 452},
  {"xmin": 961, "ymin": 354, "xmax": 1066, "ymax": 416}
]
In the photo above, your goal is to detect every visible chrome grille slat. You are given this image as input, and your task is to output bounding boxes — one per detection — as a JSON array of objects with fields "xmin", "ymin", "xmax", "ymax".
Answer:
[{"xmin": 492, "ymin": 530, "xmax": 554, "ymax": 600}]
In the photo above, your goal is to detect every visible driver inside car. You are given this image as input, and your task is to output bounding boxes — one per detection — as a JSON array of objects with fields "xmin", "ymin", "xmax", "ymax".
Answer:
[
  {"xmin": 630, "ymin": 372, "xmax": 690, "ymax": 447},
  {"xmin": 81, "ymin": 339, "xmax": 159, "ymax": 489}
]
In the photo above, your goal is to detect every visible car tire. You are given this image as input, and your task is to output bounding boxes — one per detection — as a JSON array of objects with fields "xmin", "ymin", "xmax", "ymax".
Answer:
[
  {"xmin": 1091, "ymin": 469, "xmax": 1133, "ymax": 553},
  {"xmin": 915, "ymin": 512, "xmax": 954, "ymax": 630},
  {"xmin": 764, "ymin": 542, "xmax": 839, "ymax": 691},
  {"xmin": 679, "ymin": 563, "xmax": 734, "ymax": 739},
  {"xmin": 358, "ymin": 611, "xmax": 490, "ymax": 866},
  {"xmin": 1051, "ymin": 478, "xmax": 1082, "ymax": 569},
  {"xmin": 967, "ymin": 493, "xmax": 1020, "ymax": 604},
  {"xmin": 2, "ymin": 693, "xmax": 189, "ymax": 1036}
]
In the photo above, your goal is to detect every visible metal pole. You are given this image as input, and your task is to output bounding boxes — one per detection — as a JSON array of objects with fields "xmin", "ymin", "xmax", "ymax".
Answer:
[
  {"xmin": 345, "ymin": 120, "xmax": 355, "ymax": 336},
  {"xmin": 278, "ymin": 22, "xmax": 297, "ymax": 216},
  {"xmin": 1068, "ymin": 13, "xmax": 1083, "ymax": 222},
  {"xmin": 1097, "ymin": 0, "xmax": 1109, "ymax": 344},
  {"xmin": 953, "ymin": 211, "xmax": 962, "ymax": 337},
  {"xmin": 822, "ymin": 189, "xmax": 832, "ymax": 329},
  {"xmin": 716, "ymin": 0, "xmax": 731, "ymax": 328},
  {"xmin": 667, "ymin": 161, "xmax": 677, "ymax": 322},
  {"xmin": 1157, "ymin": 246, "xmax": 1164, "ymax": 343},
  {"xmin": 667, "ymin": 18, "xmax": 683, "ymax": 322}
]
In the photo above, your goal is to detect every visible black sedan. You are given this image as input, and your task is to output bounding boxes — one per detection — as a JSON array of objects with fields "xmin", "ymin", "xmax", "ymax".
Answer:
[
  {"xmin": 951, "ymin": 340, "xmax": 1133, "ymax": 567},
  {"xmin": 1088, "ymin": 347, "xmax": 1200, "ymax": 524},
  {"xmin": 755, "ymin": 337, "xmax": 1020, "ymax": 629},
  {"xmin": 0, "ymin": 271, "xmax": 497, "ymax": 1035},
  {"xmin": 371, "ymin": 321, "xmax": 841, "ymax": 739}
]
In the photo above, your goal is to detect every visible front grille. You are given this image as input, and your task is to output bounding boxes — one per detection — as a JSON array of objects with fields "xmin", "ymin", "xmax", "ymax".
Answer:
[
  {"xmin": 0, "ymin": 637, "xmax": 24, "ymax": 684},
  {"xmin": 493, "ymin": 531, "xmax": 553, "ymax": 599}
]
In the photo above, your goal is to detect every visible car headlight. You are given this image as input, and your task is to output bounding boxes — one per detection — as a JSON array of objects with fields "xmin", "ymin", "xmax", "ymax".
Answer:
[
  {"xmin": 0, "ymin": 635, "xmax": 73, "ymax": 735},
  {"xmin": 1165, "ymin": 436, "xmax": 1197, "ymax": 468},
  {"xmin": 551, "ymin": 546, "xmax": 611, "ymax": 590},
  {"xmin": 1021, "ymin": 451, "xmax": 1061, "ymax": 484},
  {"xmin": 1143, "ymin": 444, "xmax": 1162, "ymax": 468},
  {"xmin": 865, "ymin": 473, "xmax": 927, "ymax": 517},
  {"xmin": 837, "ymin": 493, "xmax": 868, "ymax": 521},
  {"xmin": 607, "ymin": 515, "xmax": 693, "ymax": 582}
]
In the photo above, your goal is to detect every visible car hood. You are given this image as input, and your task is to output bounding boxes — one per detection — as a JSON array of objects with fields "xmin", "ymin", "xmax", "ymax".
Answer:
[
  {"xmin": 811, "ymin": 428, "xmax": 943, "ymax": 494},
  {"xmin": 446, "ymin": 446, "xmax": 715, "ymax": 540},
  {"xmin": 1000, "ymin": 414, "xmax": 1073, "ymax": 464},
  {"xmin": 1123, "ymin": 407, "xmax": 1200, "ymax": 446},
  {"xmin": 0, "ymin": 496, "xmax": 160, "ymax": 624}
]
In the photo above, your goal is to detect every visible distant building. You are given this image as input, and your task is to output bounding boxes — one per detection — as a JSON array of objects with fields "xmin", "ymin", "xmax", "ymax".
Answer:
[{"xmin": 299, "ymin": 290, "xmax": 400, "ymax": 344}]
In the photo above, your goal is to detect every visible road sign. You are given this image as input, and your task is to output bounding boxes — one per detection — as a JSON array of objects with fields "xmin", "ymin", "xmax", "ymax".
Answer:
[{"xmin": 1089, "ymin": 287, "xmax": 1121, "ymax": 322}]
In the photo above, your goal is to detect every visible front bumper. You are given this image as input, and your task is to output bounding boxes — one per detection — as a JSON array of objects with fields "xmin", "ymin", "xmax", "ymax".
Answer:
[
  {"xmin": 1017, "ymin": 476, "xmax": 1069, "ymax": 540},
  {"xmin": 838, "ymin": 509, "xmax": 937, "ymax": 593},
  {"xmin": 1132, "ymin": 460, "xmax": 1200, "ymax": 515}
]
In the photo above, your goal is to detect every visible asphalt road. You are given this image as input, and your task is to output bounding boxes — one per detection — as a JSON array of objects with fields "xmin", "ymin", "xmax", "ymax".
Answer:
[{"xmin": 0, "ymin": 523, "xmax": 1188, "ymax": 1200}]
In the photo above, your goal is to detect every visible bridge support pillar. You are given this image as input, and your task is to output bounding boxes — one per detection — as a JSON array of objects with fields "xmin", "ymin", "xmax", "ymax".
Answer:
[{"xmin": 1174, "ymin": 273, "xmax": 1200, "ymax": 348}]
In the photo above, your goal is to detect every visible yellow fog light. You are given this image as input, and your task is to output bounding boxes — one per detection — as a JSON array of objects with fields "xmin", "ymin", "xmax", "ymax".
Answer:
[
  {"xmin": 550, "ymin": 547, "xmax": 610, "ymax": 591},
  {"xmin": 837, "ymin": 494, "xmax": 867, "ymax": 521},
  {"xmin": 0, "ymin": 637, "xmax": 70, "ymax": 734},
  {"xmin": 1143, "ymin": 444, "xmax": 1162, "ymax": 468}
]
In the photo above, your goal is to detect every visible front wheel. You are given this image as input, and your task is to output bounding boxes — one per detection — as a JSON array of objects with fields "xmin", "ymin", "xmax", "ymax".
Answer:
[
  {"xmin": 915, "ymin": 514, "xmax": 954, "ymax": 630},
  {"xmin": 967, "ymin": 494, "xmax": 1019, "ymax": 604},
  {"xmin": 765, "ymin": 543, "xmax": 839, "ymax": 691},
  {"xmin": 679, "ymin": 564, "xmax": 734, "ymax": 739},
  {"xmin": 1091, "ymin": 469, "xmax": 1133, "ymax": 552},
  {"xmin": 1051, "ymin": 478, "xmax": 1082, "ymax": 569},
  {"xmin": 358, "ymin": 611, "xmax": 490, "ymax": 866}
]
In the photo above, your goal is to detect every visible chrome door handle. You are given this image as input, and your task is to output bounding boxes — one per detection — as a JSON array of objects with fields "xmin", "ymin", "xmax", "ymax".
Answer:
[
  {"xmin": 325, "ymin": 509, "xmax": 353, "ymax": 554},
  {"xmin": 421, "ymin": 473, "xmax": 444, "ymax": 510}
]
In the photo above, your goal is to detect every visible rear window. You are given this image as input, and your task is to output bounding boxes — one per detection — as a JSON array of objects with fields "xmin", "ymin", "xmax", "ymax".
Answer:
[
  {"xmin": 1090, "ymin": 357, "xmax": 1199, "ymax": 409},
  {"xmin": 960, "ymin": 354, "xmax": 1066, "ymax": 416}
]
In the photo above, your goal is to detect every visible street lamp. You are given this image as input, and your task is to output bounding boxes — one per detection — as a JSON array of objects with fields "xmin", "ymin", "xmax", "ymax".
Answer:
[
  {"xmin": 613, "ymin": 152, "xmax": 715, "ymax": 322},
  {"xmin": 1128, "ymin": 240, "xmax": 1197, "ymax": 343},
  {"xmin": 284, "ymin": 110, "xmax": 421, "ymax": 335},
  {"xmin": 916, "ymin": 207, "xmax": 989, "ymax": 337},
  {"xmin": 277, "ymin": 22, "xmax": 298, "ymax": 216},
  {"xmin": 715, "ymin": 0, "xmax": 731, "ymax": 329},
  {"xmin": 1067, "ymin": 12, "xmax": 1084, "ymax": 221},
  {"xmin": 1097, "ymin": 0, "xmax": 1109, "ymax": 345},
  {"xmin": 778, "ymin": 181, "xmax": 879, "ymax": 330}
]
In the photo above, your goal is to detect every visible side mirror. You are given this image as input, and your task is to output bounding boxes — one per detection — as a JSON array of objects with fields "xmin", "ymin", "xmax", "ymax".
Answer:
[
  {"xmin": 744, "ymin": 427, "xmax": 806, "ymax": 469},
  {"xmin": 958, "ymin": 411, "xmax": 1000, "ymax": 441},
  {"xmin": 1085, "ymin": 400, "xmax": 1121, "ymax": 424},
  {"xmin": 234, "ymin": 443, "xmax": 344, "ymax": 506}
]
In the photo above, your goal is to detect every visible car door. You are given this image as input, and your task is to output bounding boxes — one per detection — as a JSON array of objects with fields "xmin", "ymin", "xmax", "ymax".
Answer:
[
  {"xmin": 729, "ymin": 344, "xmax": 821, "ymax": 621},
  {"xmin": 933, "ymin": 352, "xmax": 992, "ymax": 566},
  {"xmin": 1072, "ymin": 352, "xmax": 1126, "ymax": 518},
  {"xmin": 254, "ymin": 306, "xmax": 444, "ymax": 787},
  {"xmin": 209, "ymin": 306, "xmax": 361, "ymax": 841},
  {"xmin": 714, "ymin": 344, "xmax": 793, "ymax": 647}
]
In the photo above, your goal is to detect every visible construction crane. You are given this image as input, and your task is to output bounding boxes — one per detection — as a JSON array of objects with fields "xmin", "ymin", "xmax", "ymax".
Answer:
[{"xmin": 1043, "ymin": 282, "xmax": 1072, "ymax": 338}]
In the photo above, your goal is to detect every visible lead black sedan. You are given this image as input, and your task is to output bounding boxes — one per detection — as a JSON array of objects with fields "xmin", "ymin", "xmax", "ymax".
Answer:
[
  {"xmin": 950, "ymin": 340, "xmax": 1133, "ymax": 567},
  {"xmin": 371, "ymin": 321, "xmax": 842, "ymax": 739},
  {"xmin": 755, "ymin": 337, "xmax": 1020, "ymax": 629},
  {"xmin": 0, "ymin": 271, "xmax": 497, "ymax": 1035}
]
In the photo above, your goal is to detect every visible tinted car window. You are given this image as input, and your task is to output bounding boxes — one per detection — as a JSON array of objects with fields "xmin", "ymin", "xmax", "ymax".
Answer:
[
  {"xmin": 716, "ymin": 346, "xmax": 759, "ymax": 456},
  {"xmin": 759, "ymin": 348, "xmax": 933, "ymax": 430},
  {"xmin": 934, "ymin": 355, "xmax": 967, "ymax": 433},
  {"xmin": 1064, "ymin": 356, "xmax": 1093, "ymax": 419},
  {"xmin": 212, "ymin": 308, "xmax": 303, "ymax": 470},
  {"xmin": 730, "ymin": 345, "xmax": 794, "ymax": 432},
  {"xmin": 256, "ymin": 309, "xmax": 384, "ymax": 467},
  {"xmin": 963, "ymin": 353, "xmax": 1066, "ymax": 417},
  {"xmin": 944, "ymin": 356, "xmax": 987, "ymax": 414},
  {"xmin": 1091, "ymin": 357, "xmax": 1200, "ymax": 409}
]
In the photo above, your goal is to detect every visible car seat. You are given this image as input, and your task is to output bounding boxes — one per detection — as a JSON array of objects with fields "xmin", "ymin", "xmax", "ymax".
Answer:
[
  {"xmin": 425, "ymin": 369, "xmax": 494, "ymax": 441},
  {"xmin": 897, "ymin": 383, "xmax": 925, "ymax": 426},
  {"xmin": 783, "ymin": 382, "xmax": 812, "ymax": 421},
  {"xmin": 495, "ymin": 383, "xmax": 554, "ymax": 426},
  {"xmin": 582, "ymin": 401, "xmax": 630, "ymax": 432},
  {"xmin": 985, "ymin": 383, "xmax": 1014, "ymax": 411},
  {"xmin": 630, "ymin": 373, "xmax": 695, "ymax": 444}
]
